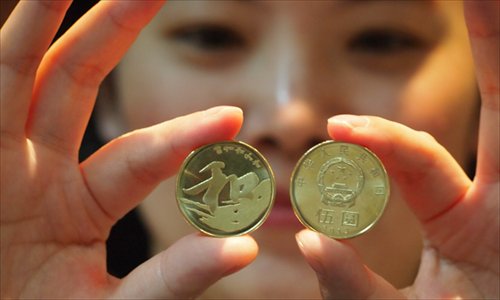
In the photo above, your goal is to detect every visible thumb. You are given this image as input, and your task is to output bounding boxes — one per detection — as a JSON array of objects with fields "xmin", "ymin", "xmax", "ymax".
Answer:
[
  {"xmin": 296, "ymin": 229, "xmax": 404, "ymax": 299},
  {"xmin": 111, "ymin": 234, "xmax": 258, "ymax": 299}
]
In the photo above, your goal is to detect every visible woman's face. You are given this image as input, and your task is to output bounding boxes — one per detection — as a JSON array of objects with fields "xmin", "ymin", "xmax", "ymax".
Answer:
[{"xmin": 101, "ymin": 1, "xmax": 477, "ymax": 298}]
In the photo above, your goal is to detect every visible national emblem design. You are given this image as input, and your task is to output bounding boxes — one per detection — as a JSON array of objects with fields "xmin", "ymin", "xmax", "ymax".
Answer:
[{"xmin": 317, "ymin": 157, "xmax": 364, "ymax": 207}]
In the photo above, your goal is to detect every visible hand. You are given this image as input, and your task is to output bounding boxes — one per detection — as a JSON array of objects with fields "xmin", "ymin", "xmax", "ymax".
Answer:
[
  {"xmin": 296, "ymin": 1, "xmax": 499, "ymax": 299},
  {"xmin": 1, "ymin": 1, "xmax": 257, "ymax": 298}
]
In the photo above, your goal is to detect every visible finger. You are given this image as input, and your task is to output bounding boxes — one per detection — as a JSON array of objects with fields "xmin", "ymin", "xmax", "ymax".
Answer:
[
  {"xmin": 27, "ymin": 0, "xmax": 165, "ymax": 154},
  {"xmin": 112, "ymin": 233, "xmax": 258, "ymax": 299},
  {"xmin": 296, "ymin": 230, "xmax": 404, "ymax": 299},
  {"xmin": 464, "ymin": 1, "xmax": 500, "ymax": 183},
  {"xmin": 327, "ymin": 115, "xmax": 471, "ymax": 234},
  {"xmin": 0, "ymin": 0, "xmax": 71, "ymax": 135},
  {"xmin": 81, "ymin": 106, "xmax": 243, "ymax": 225}
]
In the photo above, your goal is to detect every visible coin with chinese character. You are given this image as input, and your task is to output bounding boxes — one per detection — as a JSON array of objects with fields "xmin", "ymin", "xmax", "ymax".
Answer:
[
  {"xmin": 176, "ymin": 141, "xmax": 275, "ymax": 237},
  {"xmin": 290, "ymin": 141, "xmax": 389, "ymax": 239}
]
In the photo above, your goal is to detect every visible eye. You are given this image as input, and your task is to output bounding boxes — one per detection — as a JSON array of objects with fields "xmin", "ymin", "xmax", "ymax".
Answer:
[
  {"xmin": 170, "ymin": 24, "xmax": 245, "ymax": 51},
  {"xmin": 348, "ymin": 29, "xmax": 423, "ymax": 54}
]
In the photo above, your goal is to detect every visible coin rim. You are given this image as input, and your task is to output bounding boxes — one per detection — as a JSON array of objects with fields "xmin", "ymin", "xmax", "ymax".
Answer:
[
  {"xmin": 176, "ymin": 140, "xmax": 276, "ymax": 237},
  {"xmin": 289, "ymin": 140, "xmax": 390, "ymax": 239}
]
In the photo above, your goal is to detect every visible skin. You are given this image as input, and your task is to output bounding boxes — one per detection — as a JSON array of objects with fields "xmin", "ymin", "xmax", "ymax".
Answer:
[
  {"xmin": 0, "ymin": 0, "xmax": 498, "ymax": 299},
  {"xmin": 106, "ymin": 1, "xmax": 476, "ymax": 298}
]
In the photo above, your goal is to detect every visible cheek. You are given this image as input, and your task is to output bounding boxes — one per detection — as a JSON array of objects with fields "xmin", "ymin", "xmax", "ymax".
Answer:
[
  {"xmin": 395, "ymin": 26, "xmax": 478, "ymax": 164},
  {"xmin": 117, "ymin": 67, "xmax": 210, "ymax": 130},
  {"xmin": 397, "ymin": 69, "xmax": 477, "ymax": 164}
]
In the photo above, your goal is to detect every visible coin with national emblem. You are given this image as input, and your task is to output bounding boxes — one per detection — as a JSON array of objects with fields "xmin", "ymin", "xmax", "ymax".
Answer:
[{"xmin": 290, "ymin": 141, "xmax": 389, "ymax": 239}]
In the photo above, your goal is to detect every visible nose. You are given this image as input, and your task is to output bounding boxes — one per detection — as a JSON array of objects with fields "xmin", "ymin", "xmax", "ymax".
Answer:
[
  {"xmin": 242, "ymin": 99, "xmax": 327, "ymax": 160},
  {"xmin": 239, "ymin": 25, "xmax": 330, "ymax": 161}
]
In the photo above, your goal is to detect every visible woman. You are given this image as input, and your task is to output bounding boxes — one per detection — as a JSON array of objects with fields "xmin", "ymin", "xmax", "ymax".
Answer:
[{"xmin": 1, "ymin": 1, "xmax": 498, "ymax": 298}]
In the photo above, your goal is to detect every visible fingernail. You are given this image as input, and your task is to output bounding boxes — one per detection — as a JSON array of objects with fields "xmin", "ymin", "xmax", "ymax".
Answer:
[
  {"xmin": 204, "ymin": 106, "xmax": 242, "ymax": 116},
  {"xmin": 328, "ymin": 115, "xmax": 369, "ymax": 128}
]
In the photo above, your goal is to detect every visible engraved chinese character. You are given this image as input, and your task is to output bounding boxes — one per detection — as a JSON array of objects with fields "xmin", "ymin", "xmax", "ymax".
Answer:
[
  {"xmin": 252, "ymin": 159, "xmax": 262, "ymax": 168},
  {"xmin": 356, "ymin": 153, "xmax": 367, "ymax": 163},
  {"xmin": 183, "ymin": 161, "xmax": 260, "ymax": 214},
  {"xmin": 317, "ymin": 209, "xmax": 336, "ymax": 224},
  {"xmin": 370, "ymin": 168, "xmax": 381, "ymax": 177},
  {"xmin": 374, "ymin": 186, "xmax": 385, "ymax": 195},
  {"xmin": 213, "ymin": 146, "xmax": 223, "ymax": 154},
  {"xmin": 342, "ymin": 211, "xmax": 359, "ymax": 227},
  {"xmin": 302, "ymin": 158, "xmax": 314, "ymax": 169},
  {"xmin": 244, "ymin": 153, "xmax": 255, "ymax": 162},
  {"xmin": 321, "ymin": 148, "xmax": 332, "ymax": 158},
  {"xmin": 234, "ymin": 147, "xmax": 245, "ymax": 155},
  {"xmin": 296, "ymin": 177, "xmax": 305, "ymax": 187},
  {"xmin": 340, "ymin": 145, "xmax": 349, "ymax": 155}
]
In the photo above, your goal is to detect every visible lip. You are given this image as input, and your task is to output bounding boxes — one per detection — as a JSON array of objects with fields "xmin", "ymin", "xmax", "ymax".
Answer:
[{"xmin": 263, "ymin": 187, "xmax": 303, "ymax": 229}]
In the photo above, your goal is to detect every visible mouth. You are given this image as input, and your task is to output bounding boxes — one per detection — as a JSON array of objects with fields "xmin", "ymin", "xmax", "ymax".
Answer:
[{"xmin": 263, "ymin": 187, "xmax": 303, "ymax": 229}]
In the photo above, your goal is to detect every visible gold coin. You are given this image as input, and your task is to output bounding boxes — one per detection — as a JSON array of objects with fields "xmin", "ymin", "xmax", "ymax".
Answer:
[
  {"xmin": 290, "ymin": 141, "xmax": 389, "ymax": 239},
  {"xmin": 176, "ymin": 141, "xmax": 275, "ymax": 237}
]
